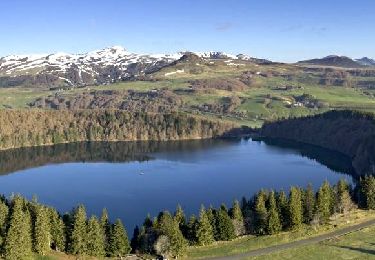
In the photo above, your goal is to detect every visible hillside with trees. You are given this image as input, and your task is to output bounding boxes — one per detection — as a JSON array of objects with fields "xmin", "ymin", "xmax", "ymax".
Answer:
[
  {"xmin": 261, "ymin": 110, "xmax": 375, "ymax": 176},
  {"xmin": 0, "ymin": 110, "xmax": 234, "ymax": 150},
  {"xmin": 0, "ymin": 177, "xmax": 374, "ymax": 259}
]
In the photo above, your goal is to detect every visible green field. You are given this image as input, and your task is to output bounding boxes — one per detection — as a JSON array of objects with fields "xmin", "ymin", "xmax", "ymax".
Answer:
[
  {"xmin": 250, "ymin": 225, "xmax": 375, "ymax": 260},
  {"xmin": 185, "ymin": 210, "xmax": 375, "ymax": 259},
  {"xmin": 1, "ymin": 59, "xmax": 375, "ymax": 128}
]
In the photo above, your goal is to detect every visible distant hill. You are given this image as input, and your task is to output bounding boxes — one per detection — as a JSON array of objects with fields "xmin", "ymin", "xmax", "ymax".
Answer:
[
  {"xmin": 298, "ymin": 55, "xmax": 366, "ymax": 68},
  {"xmin": 356, "ymin": 57, "xmax": 375, "ymax": 67}
]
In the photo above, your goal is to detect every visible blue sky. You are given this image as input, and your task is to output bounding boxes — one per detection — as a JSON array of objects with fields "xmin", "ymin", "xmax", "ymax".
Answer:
[{"xmin": 0, "ymin": 0, "xmax": 374, "ymax": 62}]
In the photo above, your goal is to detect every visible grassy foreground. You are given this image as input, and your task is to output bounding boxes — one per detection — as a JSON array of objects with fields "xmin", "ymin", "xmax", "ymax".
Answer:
[
  {"xmin": 250, "ymin": 225, "xmax": 375, "ymax": 260},
  {"xmin": 184, "ymin": 209, "xmax": 375, "ymax": 259}
]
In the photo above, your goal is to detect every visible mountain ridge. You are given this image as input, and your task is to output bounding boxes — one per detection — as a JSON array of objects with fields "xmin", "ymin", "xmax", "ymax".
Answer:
[
  {"xmin": 1, "ymin": 46, "xmax": 374, "ymax": 89},
  {"xmin": 297, "ymin": 55, "xmax": 375, "ymax": 68},
  {"xmin": 0, "ymin": 46, "xmax": 267, "ymax": 88}
]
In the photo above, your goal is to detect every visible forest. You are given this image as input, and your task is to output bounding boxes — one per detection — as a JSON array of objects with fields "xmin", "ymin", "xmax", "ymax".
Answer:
[
  {"xmin": 0, "ymin": 176, "xmax": 374, "ymax": 259},
  {"xmin": 261, "ymin": 110, "xmax": 375, "ymax": 176},
  {"xmin": 0, "ymin": 109, "xmax": 233, "ymax": 150}
]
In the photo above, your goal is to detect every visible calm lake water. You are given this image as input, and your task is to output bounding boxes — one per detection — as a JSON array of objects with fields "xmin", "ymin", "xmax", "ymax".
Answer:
[{"xmin": 0, "ymin": 138, "xmax": 354, "ymax": 231}]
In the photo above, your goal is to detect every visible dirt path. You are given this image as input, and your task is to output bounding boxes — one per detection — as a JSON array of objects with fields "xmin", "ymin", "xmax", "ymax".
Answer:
[{"xmin": 208, "ymin": 218, "xmax": 375, "ymax": 260}]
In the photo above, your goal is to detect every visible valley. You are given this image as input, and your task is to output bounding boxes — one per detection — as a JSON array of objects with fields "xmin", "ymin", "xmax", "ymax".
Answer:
[{"xmin": 0, "ymin": 47, "xmax": 375, "ymax": 260}]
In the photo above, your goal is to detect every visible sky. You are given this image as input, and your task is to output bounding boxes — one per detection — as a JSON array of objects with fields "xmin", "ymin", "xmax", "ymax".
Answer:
[{"xmin": 0, "ymin": 0, "xmax": 374, "ymax": 62}]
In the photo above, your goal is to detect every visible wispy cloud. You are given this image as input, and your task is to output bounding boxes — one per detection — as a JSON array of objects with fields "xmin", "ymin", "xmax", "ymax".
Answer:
[
  {"xmin": 281, "ymin": 25, "xmax": 328, "ymax": 35},
  {"xmin": 215, "ymin": 22, "xmax": 234, "ymax": 32}
]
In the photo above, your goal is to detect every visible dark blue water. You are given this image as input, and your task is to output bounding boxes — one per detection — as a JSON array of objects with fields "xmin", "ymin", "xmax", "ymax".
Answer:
[{"xmin": 0, "ymin": 139, "xmax": 354, "ymax": 231}]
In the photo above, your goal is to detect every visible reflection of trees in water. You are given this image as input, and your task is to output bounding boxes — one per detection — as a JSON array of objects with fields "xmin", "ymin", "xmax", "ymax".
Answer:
[
  {"xmin": 0, "ymin": 138, "xmax": 358, "ymax": 179},
  {"xmin": 0, "ymin": 139, "xmax": 234, "ymax": 176},
  {"xmin": 257, "ymin": 138, "xmax": 356, "ymax": 177}
]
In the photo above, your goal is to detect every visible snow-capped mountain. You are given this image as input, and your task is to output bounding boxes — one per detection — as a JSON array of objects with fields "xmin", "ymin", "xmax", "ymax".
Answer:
[
  {"xmin": 0, "ymin": 46, "xmax": 263, "ymax": 88},
  {"xmin": 0, "ymin": 46, "xmax": 184, "ymax": 88}
]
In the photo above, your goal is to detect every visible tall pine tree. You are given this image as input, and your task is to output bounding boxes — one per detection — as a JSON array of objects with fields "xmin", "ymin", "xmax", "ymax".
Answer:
[
  {"xmin": 316, "ymin": 181, "xmax": 333, "ymax": 223},
  {"xmin": 86, "ymin": 216, "xmax": 105, "ymax": 257},
  {"xmin": 4, "ymin": 196, "xmax": 33, "ymax": 260},
  {"xmin": 174, "ymin": 204, "xmax": 186, "ymax": 228},
  {"xmin": 215, "ymin": 205, "xmax": 235, "ymax": 241},
  {"xmin": 230, "ymin": 200, "xmax": 245, "ymax": 236},
  {"xmin": 33, "ymin": 206, "xmax": 51, "ymax": 255},
  {"xmin": 267, "ymin": 191, "xmax": 282, "ymax": 234},
  {"xmin": 196, "ymin": 206, "xmax": 214, "ymax": 246},
  {"xmin": 157, "ymin": 212, "xmax": 187, "ymax": 258},
  {"xmin": 360, "ymin": 175, "xmax": 375, "ymax": 210},
  {"xmin": 100, "ymin": 208, "xmax": 111, "ymax": 255},
  {"xmin": 48, "ymin": 208, "xmax": 66, "ymax": 252},
  {"xmin": 288, "ymin": 187, "xmax": 303, "ymax": 229},
  {"xmin": 277, "ymin": 190, "xmax": 289, "ymax": 228},
  {"xmin": 109, "ymin": 219, "xmax": 131, "ymax": 257},
  {"xmin": 254, "ymin": 190, "xmax": 268, "ymax": 235},
  {"xmin": 336, "ymin": 179, "xmax": 353, "ymax": 214},
  {"xmin": 185, "ymin": 215, "xmax": 198, "ymax": 244},
  {"xmin": 303, "ymin": 184, "xmax": 315, "ymax": 223},
  {"xmin": 0, "ymin": 200, "xmax": 9, "ymax": 252},
  {"xmin": 69, "ymin": 205, "xmax": 88, "ymax": 255}
]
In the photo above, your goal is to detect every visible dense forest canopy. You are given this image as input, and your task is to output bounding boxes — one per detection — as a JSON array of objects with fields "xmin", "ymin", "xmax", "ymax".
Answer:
[
  {"xmin": 261, "ymin": 110, "xmax": 375, "ymax": 176},
  {"xmin": 0, "ymin": 110, "xmax": 234, "ymax": 150}
]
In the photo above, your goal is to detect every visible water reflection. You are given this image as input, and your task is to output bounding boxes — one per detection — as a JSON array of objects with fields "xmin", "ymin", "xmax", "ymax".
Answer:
[
  {"xmin": 0, "ymin": 139, "xmax": 235, "ymax": 176},
  {"xmin": 257, "ymin": 138, "xmax": 355, "ymax": 177},
  {"xmin": 0, "ymin": 138, "xmax": 356, "ymax": 177}
]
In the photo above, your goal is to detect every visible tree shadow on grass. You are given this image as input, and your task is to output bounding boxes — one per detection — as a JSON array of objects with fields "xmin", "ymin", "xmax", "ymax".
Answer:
[{"xmin": 335, "ymin": 245, "xmax": 375, "ymax": 255}]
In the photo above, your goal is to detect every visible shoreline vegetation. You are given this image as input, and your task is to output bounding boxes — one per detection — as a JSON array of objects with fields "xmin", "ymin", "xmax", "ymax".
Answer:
[
  {"xmin": 0, "ymin": 109, "xmax": 374, "ymax": 176},
  {"xmin": 0, "ymin": 177, "xmax": 374, "ymax": 259},
  {"xmin": 0, "ymin": 109, "xmax": 235, "ymax": 151},
  {"xmin": 261, "ymin": 110, "xmax": 375, "ymax": 176}
]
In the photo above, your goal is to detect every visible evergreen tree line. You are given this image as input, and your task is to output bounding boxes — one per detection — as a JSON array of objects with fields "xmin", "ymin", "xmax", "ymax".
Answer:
[
  {"xmin": 0, "ymin": 196, "xmax": 130, "ymax": 260},
  {"xmin": 0, "ymin": 176, "xmax": 374, "ymax": 259},
  {"xmin": 131, "ymin": 176, "xmax": 375, "ymax": 258}
]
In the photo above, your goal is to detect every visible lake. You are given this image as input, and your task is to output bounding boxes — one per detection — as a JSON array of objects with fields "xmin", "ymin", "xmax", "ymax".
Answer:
[{"xmin": 0, "ymin": 138, "xmax": 355, "ymax": 232}]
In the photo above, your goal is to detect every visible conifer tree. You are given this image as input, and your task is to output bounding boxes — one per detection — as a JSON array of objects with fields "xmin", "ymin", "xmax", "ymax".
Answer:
[
  {"xmin": 231, "ymin": 200, "xmax": 245, "ymax": 236},
  {"xmin": 48, "ymin": 208, "xmax": 66, "ymax": 252},
  {"xmin": 109, "ymin": 219, "xmax": 131, "ymax": 257},
  {"xmin": 336, "ymin": 179, "xmax": 354, "ymax": 214},
  {"xmin": 231, "ymin": 200, "xmax": 244, "ymax": 221},
  {"xmin": 69, "ymin": 205, "xmax": 88, "ymax": 255},
  {"xmin": 303, "ymin": 184, "xmax": 315, "ymax": 223},
  {"xmin": 316, "ymin": 181, "xmax": 333, "ymax": 223},
  {"xmin": 360, "ymin": 175, "xmax": 375, "ymax": 210},
  {"xmin": 4, "ymin": 196, "xmax": 33, "ymax": 260},
  {"xmin": 267, "ymin": 191, "xmax": 282, "ymax": 234},
  {"xmin": 215, "ymin": 205, "xmax": 235, "ymax": 241},
  {"xmin": 157, "ymin": 212, "xmax": 187, "ymax": 258},
  {"xmin": 254, "ymin": 190, "xmax": 268, "ymax": 235},
  {"xmin": 131, "ymin": 225, "xmax": 140, "ymax": 253},
  {"xmin": 86, "ymin": 216, "xmax": 105, "ymax": 257},
  {"xmin": 174, "ymin": 204, "xmax": 186, "ymax": 227},
  {"xmin": 0, "ymin": 200, "xmax": 9, "ymax": 251},
  {"xmin": 277, "ymin": 190, "xmax": 289, "ymax": 228},
  {"xmin": 289, "ymin": 187, "xmax": 303, "ymax": 229},
  {"xmin": 196, "ymin": 206, "xmax": 214, "ymax": 246},
  {"xmin": 33, "ymin": 206, "xmax": 51, "ymax": 255},
  {"xmin": 185, "ymin": 215, "xmax": 198, "ymax": 244},
  {"xmin": 100, "ymin": 208, "xmax": 111, "ymax": 254},
  {"xmin": 206, "ymin": 207, "xmax": 217, "ymax": 239}
]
